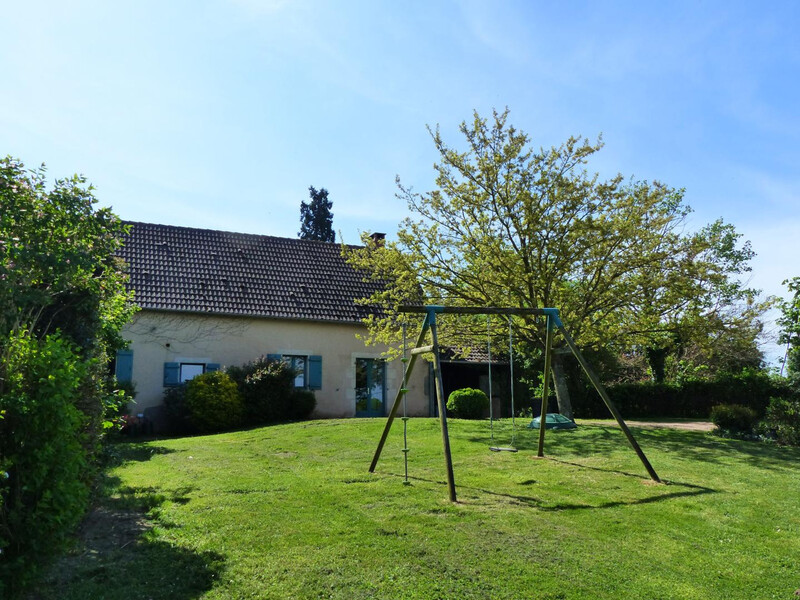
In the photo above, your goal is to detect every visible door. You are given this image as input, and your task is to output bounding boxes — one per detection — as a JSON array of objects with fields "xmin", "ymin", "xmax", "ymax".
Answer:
[{"xmin": 355, "ymin": 358, "xmax": 385, "ymax": 417}]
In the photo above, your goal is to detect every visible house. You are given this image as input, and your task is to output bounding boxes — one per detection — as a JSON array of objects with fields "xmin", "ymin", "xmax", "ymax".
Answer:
[{"xmin": 114, "ymin": 222, "xmax": 430, "ymax": 427}]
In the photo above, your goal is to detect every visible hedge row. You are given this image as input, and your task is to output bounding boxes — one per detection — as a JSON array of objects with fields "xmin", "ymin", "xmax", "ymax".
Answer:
[{"xmin": 572, "ymin": 370, "xmax": 790, "ymax": 419}]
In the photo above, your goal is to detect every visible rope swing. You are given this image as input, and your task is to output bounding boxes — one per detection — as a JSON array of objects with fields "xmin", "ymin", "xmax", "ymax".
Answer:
[{"xmin": 489, "ymin": 315, "xmax": 518, "ymax": 453}]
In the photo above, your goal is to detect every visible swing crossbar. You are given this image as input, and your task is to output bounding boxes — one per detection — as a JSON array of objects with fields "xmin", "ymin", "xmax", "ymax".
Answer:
[{"xmin": 399, "ymin": 305, "xmax": 559, "ymax": 319}]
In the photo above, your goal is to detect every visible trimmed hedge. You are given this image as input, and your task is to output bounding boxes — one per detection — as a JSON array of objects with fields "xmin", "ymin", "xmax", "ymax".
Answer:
[
  {"xmin": 447, "ymin": 388, "xmax": 489, "ymax": 419},
  {"xmin": 572, "ymin": 369, "xmax": 789, "ymax": 419}
]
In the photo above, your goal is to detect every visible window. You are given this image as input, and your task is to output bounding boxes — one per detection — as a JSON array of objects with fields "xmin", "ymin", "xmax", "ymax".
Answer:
[
  {"xmin": 163, "ymin": 362, "xmax": 220, "ymax": 386},
  {"xmin": 284, "ymin": 355, "xmax": 307, "ymax": 388},
  {"xmin": 180, "ymin": 363, "xmax": 205, "ymax": 383},
  {"xmin": 267, "ymin": 354, "xmax": 322, "ymax": 390}
]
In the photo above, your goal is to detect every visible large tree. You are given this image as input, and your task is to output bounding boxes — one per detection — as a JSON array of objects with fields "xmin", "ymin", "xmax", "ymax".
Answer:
[
  {"xmin": 299, "ymin": 185, "xmax": 335, "ymax": 242},
  {"xmin": 346, "ymin": 109, "xmax": 762, "ymax": 417}
]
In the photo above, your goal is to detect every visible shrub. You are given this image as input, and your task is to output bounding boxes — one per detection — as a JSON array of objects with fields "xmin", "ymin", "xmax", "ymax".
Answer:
[
  {"xmin": 762, "ymin": 397, "xmax": 800, "ymax": 446},
  {"xmin": 710, "ymin": 404, "xmax": 758, "ymax": 433},
  {"xmin": 0, "ymin": 332, "xmax": 90, "ymax": 596},
  {"xmin": 227, "ymin": 357, "xmax": 316, "ymax": 425},
  {"xmin": 447, "ymin": 388, "xmax": 489, "ymax": 419},
  {"xmin": 184, "ymin": 371, "xmax": 244, "ymax": 433},
  {"xmin": 291, "ymin": 389, "xmax": 317, "ymax": 420}
]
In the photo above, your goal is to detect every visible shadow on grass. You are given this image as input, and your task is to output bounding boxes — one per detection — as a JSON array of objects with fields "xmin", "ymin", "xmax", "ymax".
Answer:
[
  {"xmin": 30, "ymin": 478, "xmax": 216, "ymax": 600},
  {"xmin": 466, "ymin": 423, "xmax": 800, "ymax": 473},
  {"xmin": 388, "ymin": 472, "xmax": 717, "ymax": 512},
  {"xmin": 103, "ymin": 440, "xmax": 176, "ymax": 468},
  {"xmin": 31, "ymin": 536, "xmax": 225, "ymax": 600}
]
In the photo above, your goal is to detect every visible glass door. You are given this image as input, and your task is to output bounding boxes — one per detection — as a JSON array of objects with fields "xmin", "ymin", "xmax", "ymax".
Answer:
[{"xmin": 355, "ymin": 358, "xmax": 385, "ymax": 417}]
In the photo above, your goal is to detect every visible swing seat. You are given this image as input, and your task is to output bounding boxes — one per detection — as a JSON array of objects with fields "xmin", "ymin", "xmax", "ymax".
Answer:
[{"xmin": 489, "ymin": 446, "xmax": 518, "ymax": 453}]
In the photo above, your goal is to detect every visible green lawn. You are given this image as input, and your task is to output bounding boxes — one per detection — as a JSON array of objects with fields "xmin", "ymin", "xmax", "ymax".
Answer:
[{"xmin": 32, "ymin": 418, "xmax": 800, "ymax": 599}]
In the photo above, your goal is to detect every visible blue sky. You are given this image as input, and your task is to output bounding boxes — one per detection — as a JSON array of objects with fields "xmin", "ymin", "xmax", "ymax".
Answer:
[{"xmin": 2, "ymin": 0, "xmax": 799, "ymax": 360}]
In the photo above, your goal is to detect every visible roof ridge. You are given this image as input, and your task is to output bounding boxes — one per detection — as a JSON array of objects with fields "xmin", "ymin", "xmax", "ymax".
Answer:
[{"xmin": 122, "ymin": 220, "xmax": 365, "ymax": 250}]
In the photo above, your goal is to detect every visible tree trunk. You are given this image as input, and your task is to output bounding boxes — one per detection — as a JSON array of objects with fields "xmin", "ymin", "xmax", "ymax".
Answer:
[
  {"xmin": 551, "ymin": 351, "xmax": 574, "ymax": 420},
  {"xmin": 646, "ymin": 347, "xmax": 668, "ymax": 383}
]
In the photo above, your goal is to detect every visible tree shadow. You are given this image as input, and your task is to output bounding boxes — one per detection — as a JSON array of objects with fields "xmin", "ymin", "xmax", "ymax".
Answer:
[
  {"xmin": 477, "ymin": 424, "xmax": 800, "ymax": 474},
  {"xmin": 28, "ymin": 481, "xmax": 217, "ymax": 600},
  {"xmin": 103, "ymin": 440, "xmax": 176, "ymax": 468},
  {"xmin": 386, "ymin": 471, "xmax": 717, "ymax": 512},
  {"xmin": 29, "ymin": 534, "xmax": 225, "ymax": 600}
]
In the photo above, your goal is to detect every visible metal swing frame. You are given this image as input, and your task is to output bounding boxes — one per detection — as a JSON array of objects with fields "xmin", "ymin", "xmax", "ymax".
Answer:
[{"xmin": 368, "ymin": 305, "xmax": 661, "ymax": 503}]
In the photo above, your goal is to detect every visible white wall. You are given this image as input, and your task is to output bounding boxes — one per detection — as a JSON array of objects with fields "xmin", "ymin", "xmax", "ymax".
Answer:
[{"xmin": 123, "ymin": 311, "xmax": 429, "ymax": 418}]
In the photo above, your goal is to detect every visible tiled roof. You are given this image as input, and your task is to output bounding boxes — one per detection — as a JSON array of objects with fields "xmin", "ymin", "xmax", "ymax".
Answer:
[{"xmin": 116, "ymin": 221, "xmax": 384, "ymax": 323}]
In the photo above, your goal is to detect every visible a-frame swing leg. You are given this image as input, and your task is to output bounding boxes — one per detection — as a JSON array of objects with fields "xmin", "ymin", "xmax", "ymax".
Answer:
[
  {"xmin": 556, "ymin": 321, "xmax": 661, "ymax": 483},
  {"xmin": 369, "ymin": 315, "xmax": 430, "ymax": 473},
  {"xmin": 368, "ymin": 308, "xmax": 458, "ymax": 502},
  {"xmin": 429, "ymin": 311, "xmax": 457, "ymax": 502}
]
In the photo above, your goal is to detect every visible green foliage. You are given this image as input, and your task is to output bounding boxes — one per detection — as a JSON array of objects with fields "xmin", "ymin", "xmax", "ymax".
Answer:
[
  {"xmin": 447, "ymin": 387, "xmax": 489, "ymax": 419},
  {"xmin": 0, "ymin": 157, "xmax": 136, "ymax": 597},
  {"xmin": 291, "ymin": 389, "xmax": 317, "ymax": 420},
  {"xmin": 777, "ymin": 277, "xmax": 800, "ymax": 379},
  {"xmin": 0, "ymin": 332, "xmax": 90, "ymax": 596},
  {"xmin": 184, "ymin": 372, "xmax": 244, "ymax": 433},
  {"xmin": 228, "ymin": 357, "xmax": 317, "ymax": 425},
  {"xmin": 345, "ymin": 110, "xmax": 761, "ymax": 358},
  {"xmin": 572, "ymin": 368, "xmax": 788, "ymax": 419},
  {"xmin": 710, "ymin": 404, "xmax": 758, "ymax": 433},
  {"xmin": 299, "ymin": 185, "xmax": 335, "ymax": 242},
  {"xmin": 762, "ymin": 397, "xmax": 800, "ymax": 446}
]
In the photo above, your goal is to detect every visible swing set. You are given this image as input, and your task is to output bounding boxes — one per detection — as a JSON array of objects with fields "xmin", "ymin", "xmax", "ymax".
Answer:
[{"xmin": 369, "ymin": 305, "xmax": 661, "ymax": 502}]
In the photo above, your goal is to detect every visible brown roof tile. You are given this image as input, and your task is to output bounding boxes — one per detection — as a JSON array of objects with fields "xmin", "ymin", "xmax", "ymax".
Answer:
[{"xmin": 117, "ymin": 222, "xmax": 383, "ymax": 323}]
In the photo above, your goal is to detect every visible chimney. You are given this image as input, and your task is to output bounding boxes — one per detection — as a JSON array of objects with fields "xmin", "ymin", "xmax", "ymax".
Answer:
[{"xmin": 369, "ymin": 232, "xmax": 386, "ymax": 247}]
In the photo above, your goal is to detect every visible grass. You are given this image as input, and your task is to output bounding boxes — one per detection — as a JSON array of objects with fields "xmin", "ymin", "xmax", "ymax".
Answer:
[{"xmin": 30, "ymin": 418, "xmax": 800, "ymax": 599}]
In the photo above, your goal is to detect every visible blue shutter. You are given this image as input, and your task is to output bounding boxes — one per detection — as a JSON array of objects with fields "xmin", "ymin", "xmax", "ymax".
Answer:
[
  {"xmin": 308, "ymin": 355, "xmax": 322, "ymax": 390},
  {"xmin": 206, "ymin": 363, "xmax": 221, "ymax": 373},
  {"xmin": 164, "ymin": 362, "xmax": 181, "ymax": 386},
  {"xmin": 266, "ymin": 353, "xmax": 282, "ymax": 362},
  {"xmin": 115, "ymin": 349, "xmax": 133, "ymax": 383}
]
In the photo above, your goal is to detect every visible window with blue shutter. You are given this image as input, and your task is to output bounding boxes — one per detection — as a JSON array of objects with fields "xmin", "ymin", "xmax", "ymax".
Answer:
[
  {"xmin": 266, "ymin": 353, "xmax": 282, "ymax": 362},
  {"xmin": 164, "ymin": 362, "xmax": 181, "ymax": 386},
  {"xmin": 206, "ymin": 363, "xmax": 221, "ymax": 372},
  {"xmin": 115, "ymin": 349, "xmax": 133, "ymax": 383},
  {"xmin": 308, "ymin": 355, "xmax": 322, "ymax": 390}
]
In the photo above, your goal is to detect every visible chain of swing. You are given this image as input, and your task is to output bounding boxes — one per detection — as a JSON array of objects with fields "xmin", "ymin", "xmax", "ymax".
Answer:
[
  {"xmin": 488, "ymin": 315, "xmax": 518, "ymax": 452},
  {"xmin": 400, "ymin": 314, "xmax": 519, "ymax": 481}
]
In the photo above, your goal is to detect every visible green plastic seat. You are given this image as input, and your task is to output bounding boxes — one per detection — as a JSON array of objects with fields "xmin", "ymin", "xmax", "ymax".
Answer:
[{"xmin": 528, "ymin": 413, "xmax": 577, "ymax": 430}]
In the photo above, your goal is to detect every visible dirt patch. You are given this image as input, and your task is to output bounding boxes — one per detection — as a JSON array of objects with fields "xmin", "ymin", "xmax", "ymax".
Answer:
[{"xmin": 583, "ymin": 419, "xmax": 714, "ymax": 432}]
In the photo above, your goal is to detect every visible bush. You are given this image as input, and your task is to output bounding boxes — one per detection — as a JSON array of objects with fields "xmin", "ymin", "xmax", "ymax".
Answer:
[
  {"xmin": 762, "ymin": 397, "xmax": 800, "ymax": 446},
  {"xmin": 184, "ymin": 371, "xmax": 244, "ymax": 433},
  {"xmin": 292, "ymin": 389, "xmax": 317, "ymax": 420},
  {"xmin": 710, "ymin": 404, "xmax": 758, "ymax": 433},
  {"xmin": 228, "ymin": 357, "xmax": 316, "ymax": 425},
  {"xmin": 0, "ymin": 332, "xmax": 90, "ymax": 596},
  {"xmin": 447, "ymin": 388, "xmax": 489, "ymax": 419}
]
